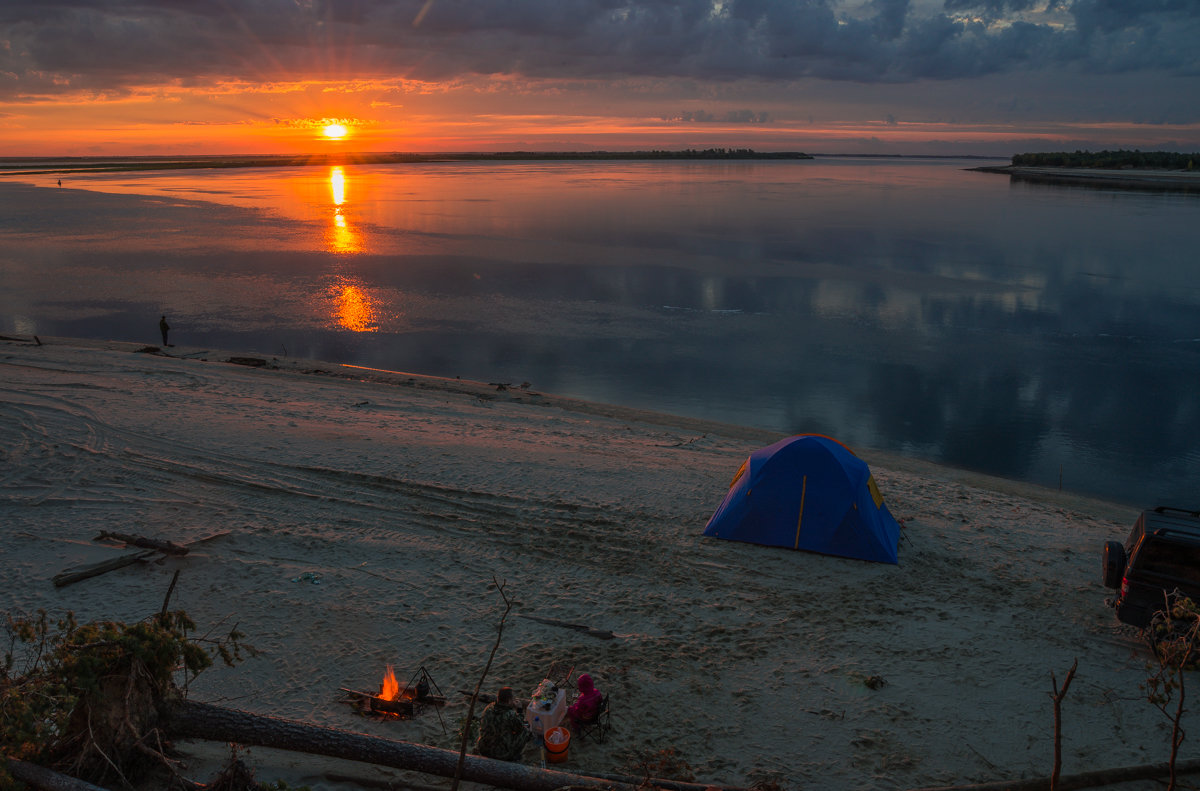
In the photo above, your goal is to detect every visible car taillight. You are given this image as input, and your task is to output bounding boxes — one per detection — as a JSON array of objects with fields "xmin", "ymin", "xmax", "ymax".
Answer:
[{"xmin": 1120, "ymin": 576, "xmax": 1130, "ymax": 599}]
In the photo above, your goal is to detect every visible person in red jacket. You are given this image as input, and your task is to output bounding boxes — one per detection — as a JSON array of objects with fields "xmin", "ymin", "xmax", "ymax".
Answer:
[{"xmin": 567, "ymin": 673, "xmax": 602, "ymax": 730}]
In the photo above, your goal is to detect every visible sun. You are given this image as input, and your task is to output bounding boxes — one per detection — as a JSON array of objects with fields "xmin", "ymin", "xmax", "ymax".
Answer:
[{"xmin": 322, "ymin": 123, "xmax": 348, "ymax": 140}]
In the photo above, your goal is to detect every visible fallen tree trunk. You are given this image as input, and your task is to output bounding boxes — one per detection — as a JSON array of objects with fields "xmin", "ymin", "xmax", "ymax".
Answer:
[
  {"xmin": 5, "ymin": 759, "xmax": 113, "ymax": 791},
  {"xmin": 94, "ymin": 531, "xmax": 189, "ymax": 555},
  {"xmin": 518, "ymin": 614, "xmax": 616, "ymax": 640},
  {"xmin": 52, "ymin": 549, "xmax": 156, "ymax": 588},
  {"xmin": 908, "ymin": 756, "xmax": 1200, "ymax": 791},
  {"xmin": 54, "ymin": 531, "xmax": 229, "ymax": 588},
  {"xmin": 163, "ymin": 699, "xmax": 736, "ymax": 791}
]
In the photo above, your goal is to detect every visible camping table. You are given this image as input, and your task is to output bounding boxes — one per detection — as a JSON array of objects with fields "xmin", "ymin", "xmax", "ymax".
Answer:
[{"xmin": 524, "ymin": 686, "xmax": 566, "ymax": 735}]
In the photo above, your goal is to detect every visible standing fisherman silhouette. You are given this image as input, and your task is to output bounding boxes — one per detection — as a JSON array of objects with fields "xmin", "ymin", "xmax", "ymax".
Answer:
[{"xmin": 159, "ymin": 315, "xmax": 171, "ymax": 347}]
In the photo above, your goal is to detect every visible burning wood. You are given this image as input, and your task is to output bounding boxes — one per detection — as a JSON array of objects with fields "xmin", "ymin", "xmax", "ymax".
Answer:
[
  {"xmin": 340, "ymin": 688, "xmax": 413, "ymax": 718},
  {"xmin": 341, "ymin": 664, "xmax": 445, "ymax": 720},
  {"xmin": 370, "ymin": 694, "xmax": 414, "ymax": 716},
  {"xmin": 371, "ymin": 665, "xmax": 415, "ymax": 716}
]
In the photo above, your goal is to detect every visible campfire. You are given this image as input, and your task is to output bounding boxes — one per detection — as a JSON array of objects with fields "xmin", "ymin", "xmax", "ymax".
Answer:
[
  {"xmin": 381, "ymin": 665, "xmax": 401, "ymax": 701},
  {"xmin": 341, "ymin": 664, "xmax": 445, "ymax": 721},
  {"xmin": 371, "ymin": 664, "xmax": 416, "ymax": 716}
]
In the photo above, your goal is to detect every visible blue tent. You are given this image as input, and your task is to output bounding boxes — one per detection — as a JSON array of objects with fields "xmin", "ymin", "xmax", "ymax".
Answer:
[{"xmin": 703, "ymin": 434, "xmax": 901, "ymax": 564}]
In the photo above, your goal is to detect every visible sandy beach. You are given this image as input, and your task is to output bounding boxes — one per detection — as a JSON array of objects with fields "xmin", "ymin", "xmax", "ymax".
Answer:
[{"xmin": 2, "ymin": 335, "xmax": 1181, "ymax": 790}]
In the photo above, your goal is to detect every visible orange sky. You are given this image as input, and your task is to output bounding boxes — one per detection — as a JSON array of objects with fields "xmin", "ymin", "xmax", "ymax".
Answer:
[
  {"xmin": 2, "ymin": 2, "xmax": 1199, "ymax": 158},
  {"xmin": 6, "ymin": 76, "xmax": 1199, "ymax": 159}
]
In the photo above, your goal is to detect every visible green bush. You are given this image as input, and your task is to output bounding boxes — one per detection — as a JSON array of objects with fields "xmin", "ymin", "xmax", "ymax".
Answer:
[{"xmin": 2, "ymin": 608, "xmax": 248, "ymax": 787}]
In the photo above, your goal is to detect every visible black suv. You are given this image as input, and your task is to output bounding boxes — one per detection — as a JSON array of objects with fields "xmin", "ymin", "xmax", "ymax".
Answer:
[{"xmin": 1103, "ymin": 506, "xmax": 1200, "ymax": 628}]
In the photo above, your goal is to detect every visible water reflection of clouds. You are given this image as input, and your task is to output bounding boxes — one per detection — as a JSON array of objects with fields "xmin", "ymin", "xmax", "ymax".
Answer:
[{"xmin": 12, "ymin": 162, "xmax": 1198, "ymax": 506}]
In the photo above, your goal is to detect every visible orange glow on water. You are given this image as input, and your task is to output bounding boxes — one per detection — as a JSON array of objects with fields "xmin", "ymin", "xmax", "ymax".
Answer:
[
  {"xmin": 332, "ymin": 282, "xmax": 378, "ymax": 332},
  {"xmin": 320, "ymin": 166, "xmax": 373, "ymax": 326},
  {"xmin": 329, "ymin": 209, "xmax": 359, "ymax": 251},
  {"xmin": 330, "ymin": 166, "xmax": 346, "ymax": 205},
  {"xmin": 326, "ymin": 166, "xmax": 360, "ymax": 252}
]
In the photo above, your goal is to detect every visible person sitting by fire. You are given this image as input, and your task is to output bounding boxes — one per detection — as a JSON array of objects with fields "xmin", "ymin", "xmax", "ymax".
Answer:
[
  {"xmin": 475, "ymin": 686, "xmax": 530, "ymax": 761},
  {"xmin": 567, "ymin": 673, "xmax": 603, "ymax": 730}
]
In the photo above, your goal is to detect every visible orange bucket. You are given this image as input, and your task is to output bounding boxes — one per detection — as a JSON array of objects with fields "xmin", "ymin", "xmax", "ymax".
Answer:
[{"xmin": 543, "ymin": 726, "xmax": 570, "ymax": 763}]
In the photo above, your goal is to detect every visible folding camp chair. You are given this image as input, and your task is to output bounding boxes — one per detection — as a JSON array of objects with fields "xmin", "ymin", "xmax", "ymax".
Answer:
[{"xmin": 576, "ymin": 693, "xmax": 611, "ymax": 743}]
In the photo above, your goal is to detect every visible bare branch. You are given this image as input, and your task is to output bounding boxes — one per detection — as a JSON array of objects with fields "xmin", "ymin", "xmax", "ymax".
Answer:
[
  {"xmin": 1048, "ymin": 658, "xmax": 1077, "ymax": 790},
  {"xmin": 451, "ymin": 577, "xmax": 515, "ymax": 791}
]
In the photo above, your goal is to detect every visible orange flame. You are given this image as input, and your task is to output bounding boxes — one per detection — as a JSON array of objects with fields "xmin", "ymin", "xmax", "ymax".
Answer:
[{"xmin": 381, "ymin": 664, "xmax": 400, "ymax": 701}]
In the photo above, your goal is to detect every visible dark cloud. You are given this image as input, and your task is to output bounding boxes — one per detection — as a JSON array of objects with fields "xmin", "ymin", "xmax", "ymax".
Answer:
[
  {"xmin": 871, "ymin": 0, "xmax": 911, "ymax": 41},
  {"xmin": 1, "ymin": 0, "xmax": 1198, "ymax": 99}
]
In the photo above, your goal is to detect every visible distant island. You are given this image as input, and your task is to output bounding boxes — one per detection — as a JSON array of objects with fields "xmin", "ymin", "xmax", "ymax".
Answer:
[
  {"xmin": 973, "ymin": 149, "xmax": 1200, "ymax": 192},
  {"xmin": 1009, "ymin": 150, "xmax": 1198, "ymax": 170},
  {"xmin": 0, "ymin": 148, "xmax": 812, "ymax": 176}
]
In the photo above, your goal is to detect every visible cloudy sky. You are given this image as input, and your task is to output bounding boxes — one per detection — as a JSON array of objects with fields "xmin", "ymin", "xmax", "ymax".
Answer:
[{"xmin": 1, "ymin": 0, "xmax": 1198, "ymax": 156}]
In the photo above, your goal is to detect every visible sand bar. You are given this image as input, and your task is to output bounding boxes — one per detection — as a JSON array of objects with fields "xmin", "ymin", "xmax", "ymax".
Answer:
[{"xmin": 973, "ymin": 164, "xmax": 1200, "ymax": 191}]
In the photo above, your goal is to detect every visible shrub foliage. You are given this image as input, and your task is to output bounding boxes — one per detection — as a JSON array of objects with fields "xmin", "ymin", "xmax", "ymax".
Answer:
[{"xmin": 1, "ymin": 608, "xmax": 248, "ymax": 788}]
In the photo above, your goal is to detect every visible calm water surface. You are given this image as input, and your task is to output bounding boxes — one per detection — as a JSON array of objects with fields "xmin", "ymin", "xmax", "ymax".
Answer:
[{"xmin": 2, "ymin": 157, "xmax": 1198, "ymax": 508}]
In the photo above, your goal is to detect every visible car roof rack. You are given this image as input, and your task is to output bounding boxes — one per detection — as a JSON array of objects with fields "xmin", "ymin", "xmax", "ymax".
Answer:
[
  {"xmin": 1153, "ymin": 505, "xmax": 1200, "ymax": 518},
  {"xmin": 1145, "ymin": 506, "xmax": 1200, "ymax": 543}
]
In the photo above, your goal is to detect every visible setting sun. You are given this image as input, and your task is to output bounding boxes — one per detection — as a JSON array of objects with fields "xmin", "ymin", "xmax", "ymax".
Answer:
[{"xmin": 322, "ymin": 123, "xmax": 348, "ymax": 140}]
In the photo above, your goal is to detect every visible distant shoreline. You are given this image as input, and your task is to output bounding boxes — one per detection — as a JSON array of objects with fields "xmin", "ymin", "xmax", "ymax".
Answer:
[
  {"xmin": 0, "ymin": 149, "xmax": 812, "ymax": 176},
  {"xmin": 973, "ymin": 163, "xmax": 1200, "ymax": 192}
]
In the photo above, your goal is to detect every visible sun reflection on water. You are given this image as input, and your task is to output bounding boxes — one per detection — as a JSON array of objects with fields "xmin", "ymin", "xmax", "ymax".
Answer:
[
  {"xmin": 330, "ymin": 167, "xmax": 346, "ymax": 206},
  {"xmin": 330, "ymin": 280, "xmax": 379, "ymax": 332},
  {"xmin": 326, "ymin": 166, "xmax": 361, "ymax": 253},
  {"xmin": 318, "ymin": 167, "xmax": 375, "ymax": 329}
]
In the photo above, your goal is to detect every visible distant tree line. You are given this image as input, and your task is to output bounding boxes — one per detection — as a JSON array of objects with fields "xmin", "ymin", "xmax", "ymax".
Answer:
[
  {"xmin": 1012, "ymin": 150, "xmax": 1198, "ymax": 170},
  {"xmin": 7, "ymin": 149, "xmax": 814, "ymax": 176},
  {"xmin": 463, "ymin": 148, "xmax": 811, "ymax": 160}
]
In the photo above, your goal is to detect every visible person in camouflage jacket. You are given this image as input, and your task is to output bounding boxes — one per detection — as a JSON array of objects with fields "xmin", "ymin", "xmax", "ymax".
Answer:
[{"xmin": 476, "ymin": 686, "xmax": 530, "ymax": 761}]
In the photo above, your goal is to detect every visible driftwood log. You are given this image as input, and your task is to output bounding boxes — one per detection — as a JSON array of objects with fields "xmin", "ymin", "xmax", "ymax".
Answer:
[
  {"xmin": 4, "ymin": 759, "xmax": 112, "ymax": 791},
  {"xmin": 518, "ymin": 614, "xmax": 616, "ymax": 640},
  {"xmin": 94, "ymin": 531, "xmax": 189, "ymax": 555},
  {"xmin": 21, "ymin": 697, "xmax": 1200, "ymax": 791},
  {"xmin": 163, "ymin": 699, "xmax": 736, "ymax": 791},
  {"xmin": 52, "ymin": 549, "xmax": 157, "ymax": 588},
  {"xmin": 908, "ymin": 755, "xmax": 1200, "ymax": 791},
  {"xmin": 52, "ymin": 531, "xmax": 230, "ymax": 588}
]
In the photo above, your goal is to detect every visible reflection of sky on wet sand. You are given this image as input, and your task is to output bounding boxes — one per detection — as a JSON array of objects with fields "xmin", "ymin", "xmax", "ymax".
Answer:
[{"xmin": 3, "ymin": 159, "xmax": 1200, "ymax": 506}]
